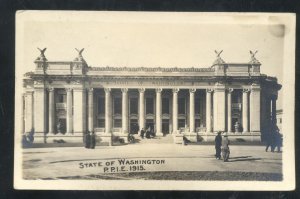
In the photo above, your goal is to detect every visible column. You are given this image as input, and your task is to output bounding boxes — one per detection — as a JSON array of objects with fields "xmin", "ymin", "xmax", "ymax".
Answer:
[
  {"xmin": 156, "ymin": 88, "xmax": 162, "ymax": 136},
  {"xmin": 227, "ymin": 88, "xmax": 233, "ymax": 133},
  {"xmin": 172, "ymin": 88, "xmax": 179, "ymax": 133},
  {"xmin": 206, "ymin": 89, "xmax": 213, "ymax": 133},
  {"xmin": 88, "ymin": 88, "xmax": 94, "ymax": 132},
  {"xmin": 189, "ymin": 89, "xmax": 196, "ymax": 133},
  {"xmin": 34, "ymin": 88, "xmax": 46, "ymax": 134},
  {"xmin": 66, "ymin": 88, "xmax": 73, "ymax": 134},
  {"xmin": 24, "ymin": 91, "xmax": 33, "ymax": 133},
  {"xmin": 122, "ymin": 88, "xmax": 129, "ymax": 133},
  {"xmin": 104, "ymin": 88, "xmax": 111, "ymax": 133},
  {"xmin": 213, "ymin": 83, "xmax": 226, "ymax": 132},
  {"xmin": 73, "ymin": 88, "xmax": 86, "ymax": 134},
  {"xmin": 48, "ymin": 88, "xmax": 55, "ymax": 134},
  {"xmin": 21, "ymin": 94, "xmax": 25, "ymax": 134},
  {"xmin": 138, "ymin": 88, "xmax": 145, "ymax": 132},
  {"xmin": 250, "ymin": 84, "xmax": 261, "ymax": 132},
  {"xmin": 242, "ymin": 89, "xmax": 250, "ymax": 133}
]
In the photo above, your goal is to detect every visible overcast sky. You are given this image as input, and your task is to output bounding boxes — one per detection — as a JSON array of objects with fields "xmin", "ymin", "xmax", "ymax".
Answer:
[{"xmin": 17, "ymin": 11, "xmax": 286, "ymax": 108}]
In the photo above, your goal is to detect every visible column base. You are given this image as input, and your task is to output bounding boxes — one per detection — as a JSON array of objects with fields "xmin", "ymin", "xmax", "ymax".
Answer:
[{"xmin": 156, "ymin": 132, "xmax": 164, "ymax": 137}]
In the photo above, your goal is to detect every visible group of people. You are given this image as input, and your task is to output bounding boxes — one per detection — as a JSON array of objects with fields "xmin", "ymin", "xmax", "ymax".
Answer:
[
  {"xmin": 84, "ymin": 131, "xmax": 96, "ymax": 149},
  {"xmin": 140, "ymin": 127, "xmax": 155, "ymax": 139},
  {"xmin": 215, "ymin": 131, "xmax": 230, "ymax": 162},
  {"xmin": 265, "ymin": 128, "xmax": 282, "ymax": 153}
]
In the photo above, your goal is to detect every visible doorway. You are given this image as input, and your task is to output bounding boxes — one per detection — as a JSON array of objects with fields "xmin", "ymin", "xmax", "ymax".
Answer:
[{"xmin": 162, "ymin": 119, "xmax": 170, "ymax": 135}]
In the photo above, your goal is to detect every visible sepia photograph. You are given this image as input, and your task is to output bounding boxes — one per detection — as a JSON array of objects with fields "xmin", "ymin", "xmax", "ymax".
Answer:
[{"xmin": 14, "ymin": 11, "xmax": 295, "ymax": 190}]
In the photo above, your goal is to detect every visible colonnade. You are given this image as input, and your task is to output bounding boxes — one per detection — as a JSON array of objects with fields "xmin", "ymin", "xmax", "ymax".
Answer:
[{"xmin": 23, "ymin": 85, "xmax": 267, "ymax": 136}]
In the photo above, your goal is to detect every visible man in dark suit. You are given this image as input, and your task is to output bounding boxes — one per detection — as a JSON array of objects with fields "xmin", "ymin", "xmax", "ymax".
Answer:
[{"xmin": 215, "ymin": 131, "xmax": 222, "ymax": 160}]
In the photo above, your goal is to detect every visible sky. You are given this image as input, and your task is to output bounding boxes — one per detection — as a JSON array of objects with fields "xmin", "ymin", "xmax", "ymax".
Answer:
[{"xmin": 17, "ymin": 11, "xmax": 286, "ymax": 108}]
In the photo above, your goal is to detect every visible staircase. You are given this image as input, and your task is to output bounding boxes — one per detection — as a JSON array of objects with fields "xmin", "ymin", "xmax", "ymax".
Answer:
[{"xmin": 133, "ymin": 134, "xmax": 174, "ymax": 144}]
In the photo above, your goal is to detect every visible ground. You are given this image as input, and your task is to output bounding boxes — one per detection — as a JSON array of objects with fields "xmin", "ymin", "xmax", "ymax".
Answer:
[{"xmin": 22, "ymin": 144, "xmax": 282, "ymax": 181}]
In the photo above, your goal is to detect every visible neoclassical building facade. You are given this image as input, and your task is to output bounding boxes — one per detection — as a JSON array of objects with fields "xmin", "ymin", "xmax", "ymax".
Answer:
[{"xmin": 22, "ymin": 50, "xmax": 281, "ymax": 144}]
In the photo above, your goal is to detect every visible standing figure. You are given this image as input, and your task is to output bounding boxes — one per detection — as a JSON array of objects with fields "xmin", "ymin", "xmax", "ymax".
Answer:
[
  {"xmin": 140, "ymin": 128, "xmax": 145, "ymax": 139},
  {"xmin": 145, "ymin": 126, "xmax": 151, "ymax": 139},
  {"xmin": 85, "ymin": 131, "xmax": 91, "ymax": 149},
  {"xmin": 221, "ymin": 135, "xmax": 230, "ymax": 162},
  {"xmin": 215, "ymin": 131, "xmax": 222, "ymax": 160},
  {"xmin": 274, "ymin": 130, "xmax": 283, "ymax": 153},
  {"xmin": 90, "ymin": 131, "xmax": 96, "ymax": 149}
]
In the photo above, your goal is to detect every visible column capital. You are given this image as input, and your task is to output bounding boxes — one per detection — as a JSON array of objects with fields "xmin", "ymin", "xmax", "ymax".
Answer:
[
  {"xmin": 88, "ymin": 88, "xmax": 94, "ymax": 93},
  {"xmin": 104, "ymin": 88, "xmax": 111, "ymax": 93},
  {"xmin": 156, "ymin": 88, "xmax": 162, "ymax": 93},
  {"xmin": 66, "ymin": 88, "xmax": 73, "ymax": 92},
  {"xmin": 206, "ymin": 88, "xmax": 214, "ymax": 93},
  {"xmin": 121, "ymin": 88, "xmax": 128, "ymax": 93},
  {"xmin": 138, "ymin": 88, "xmax": 145, "ymax": 93},
  {"xmin": 243, "ymin": 88, "xmax": 250, "ymax": 93},
  {"xmin": 48, "ymin": 87, "xmax": 54, "ymax": 92},
  {"xmin": 189, "ymin": 88, "xmax": 196, "ymax": 93},
  {"xmin": 228, "ymin": 88, "xmax": 234, "ymax": 93},
  {"xmin": 172, "ymin": 88, "xmax": 179, "ymax": 93}
]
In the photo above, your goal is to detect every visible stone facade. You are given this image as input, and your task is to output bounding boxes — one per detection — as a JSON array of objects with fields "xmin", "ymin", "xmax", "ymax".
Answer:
[{"xmin": 22, "ymin": 51, "xmax": 281, "ymax": 144}]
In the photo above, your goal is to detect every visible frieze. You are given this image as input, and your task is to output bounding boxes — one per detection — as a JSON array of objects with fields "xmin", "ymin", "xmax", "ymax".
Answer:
[{"xmin": 90, "ymin": 66, "xmax": 214, "ymax": 72}]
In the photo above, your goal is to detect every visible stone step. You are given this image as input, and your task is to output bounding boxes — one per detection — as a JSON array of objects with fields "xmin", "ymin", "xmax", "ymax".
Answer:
[{"xmin": 133, "ymin": 134, "xmax": 174, "ymax": 144}]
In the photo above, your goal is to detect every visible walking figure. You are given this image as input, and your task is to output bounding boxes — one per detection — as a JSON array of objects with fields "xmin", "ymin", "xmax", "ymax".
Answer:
[
  {"xmin": 221, "ymin": 135, "xmax": 230, "ymax": 162},
  {"xmin": 215, "ymin": 131, "xmax": 222, "ymax": 160}
]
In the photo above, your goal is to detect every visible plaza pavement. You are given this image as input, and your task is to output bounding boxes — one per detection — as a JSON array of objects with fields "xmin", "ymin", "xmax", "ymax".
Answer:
[{"xmin": 21, "ymin": 144, "xmax": 282, "ymax": 180}]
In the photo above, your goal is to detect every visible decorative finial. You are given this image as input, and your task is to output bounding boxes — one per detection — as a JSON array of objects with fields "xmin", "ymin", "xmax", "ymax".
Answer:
[
  {"xmin": 74, "ymin": 48, "xmax": 85, "ymax": 62},
  {"xmin": 75, "ymin": 48, "xmax": 84, "ymax": 57},
  {"xmin": 249, "ymin": 50, "xmax": 260, "ymax": 64},
  {"xmin": 214, "ymin": 50, "xmax": 223, "ymax": 58},
  {"xmin": 213, "ymin": 50, "xmax": 225, "ymax": 65},
  {"xmin": 36, "ymin": 47, "xmax": 47, "ymax": 61}
]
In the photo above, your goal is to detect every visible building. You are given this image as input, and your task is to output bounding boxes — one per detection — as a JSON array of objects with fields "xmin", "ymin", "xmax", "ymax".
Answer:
[{"xmin": 22, "ymin": 49, "xmax": 281, "ymax": 144}]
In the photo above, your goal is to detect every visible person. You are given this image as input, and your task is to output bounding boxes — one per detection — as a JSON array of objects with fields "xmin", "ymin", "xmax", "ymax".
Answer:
[
  {"xmin": 145, "ymin": 127, "xmax": 151, "ymax": 139},
  {"xmin": 84, "ymin": 131, "xmax": 91, "ymax": 149},
  {"xmin": 140, "ymin": 128, "xmax": 145, "ymax": 139},
  {"xmin": 215, "ymin": 131, "xmax": 222, "ymax": 160},
  {"xmin": 265, "ymin": 132, "xmax": 274, "ymax": 152},
  {"xmin": 274, "ymin": 131, "xmax": 283, "ymax": 152},
  {"xmin": 221, "ymin": 135, "xmax": 230, "ymax": 162},
  {"xmin": 90, "ymin": 131, "xmax": 96, "ymax": 149}
]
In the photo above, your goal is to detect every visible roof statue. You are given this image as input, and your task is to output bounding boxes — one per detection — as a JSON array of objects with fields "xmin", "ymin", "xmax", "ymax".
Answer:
[
  {"xmin": 36, "ymin": 47, "xmax": 47, "ymax": 61},
  {"xmin": 249, "ymin": 50, "xmax": 260, "ymax": 64},
  {"xmin": 213, "ymin": 50, "xmax": 226, "ymax": 65},
  {"xmin": 74, "ymin": 48, "xmax": 86, "ymax": 62}
]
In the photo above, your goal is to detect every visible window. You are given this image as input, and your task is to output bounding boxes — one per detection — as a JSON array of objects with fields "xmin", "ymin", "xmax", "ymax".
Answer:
[
  {"xmin": 98, "ymin": 97, "xmax": 105, "ymax": 114},
  {"xmin": 162, "ymin": 98, "xmax": 169, "ymax": 114},
  {"xmin": 58, "ymin": 94, "xmax": 66, "ymax": 103},
  {"xmin": 114, "ymin": 97, "xmax": 122, "ymax": 114},
  {"xmin": 114, "ymin": 119, "xmax": 122, "ymax": 128},
  {"xmin": 178, "ymin": 98, "xmax": 186, "ymax": 114},
  {"xmin": 178, "ymin": 119, "xmax": 185, "ymax": 128},
  {"xmin": 195, "ymin": 119, "xmax": 201, "ymax": 128},
  {"xmin": 146, "ymin": 98, "xmax": 154, "ymax": 114},
  {"xmin": 130, "ymin": 98, "xmax": 138, "ymax": 114},
  {"xmin": 195, "ymin": 99, "xmax": 200, "ymax": 114},
  {"xmin": 97, "ymin": 119, "xmax": 105, "ymax": 128}
]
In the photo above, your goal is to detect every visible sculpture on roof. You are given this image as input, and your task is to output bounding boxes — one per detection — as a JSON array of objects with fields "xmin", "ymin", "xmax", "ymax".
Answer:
[
  {"xmin": 36, "ymin": 47, "xmax": 47, "ymax": 61},
  {"xmin": 74, "ymin": 48, "xmax": 86, "ymax": 62},
  {"xmin": 214, "ymin": 50, "xmax": 223, "ymax": 58},
  {"xmin": 213, "ymin": 50, "xmax": 225, "ymax": 65},
  {"xmin": 75, "ymin": 48, "xmax": 84, "ymax": 57},
  {"xmin": 249, "ymin": 50, "xmax": 260, "ymax": 64}
]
